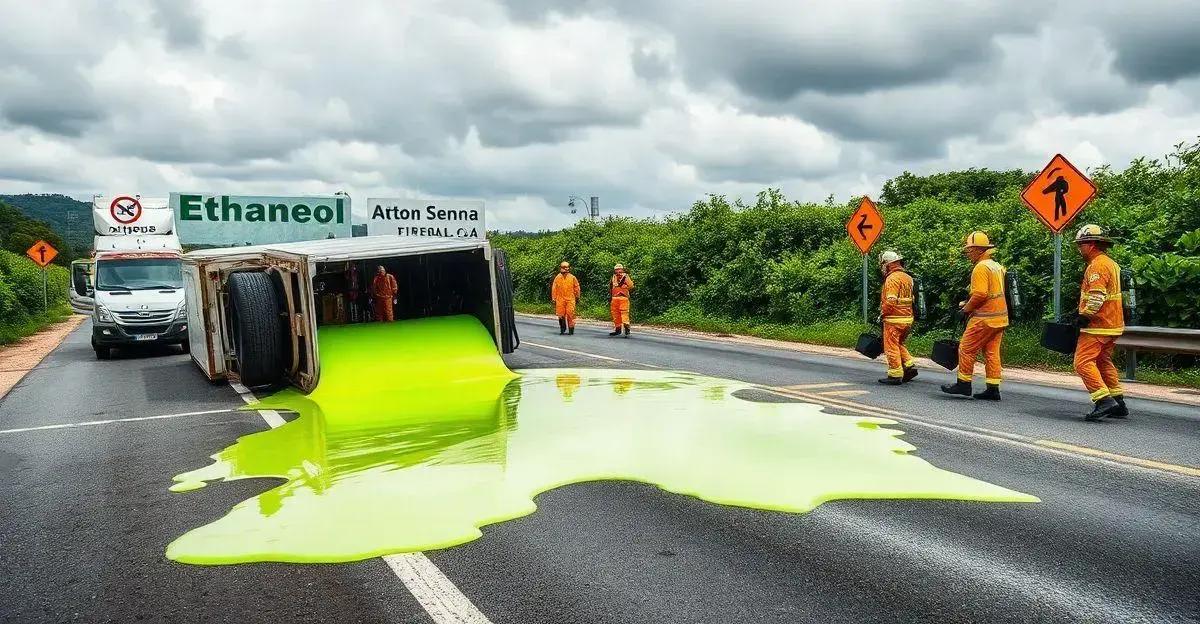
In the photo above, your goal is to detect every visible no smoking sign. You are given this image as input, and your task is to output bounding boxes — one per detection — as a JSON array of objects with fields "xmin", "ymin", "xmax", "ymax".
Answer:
[{"xmin": 110, "ymin": 196, "xmax": 143, "ymax": 225}]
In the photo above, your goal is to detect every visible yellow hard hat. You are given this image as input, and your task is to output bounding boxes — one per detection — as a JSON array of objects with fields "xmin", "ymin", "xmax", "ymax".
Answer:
[
  {"xmin": 1074, "ymin": 224, "xmax": 1113, "ymax": 244},
  {"xmin": 963, "ymin": 231, "xmax": 995, "ymax": 249},
  {"xmin": 560, "ymin": 261, "xmax": 570, "ymax": 269}
]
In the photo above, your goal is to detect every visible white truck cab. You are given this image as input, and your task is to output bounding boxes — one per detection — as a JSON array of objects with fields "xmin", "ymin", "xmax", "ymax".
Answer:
[
  {"xmin": 89, "ymin": 196, "xmax": 188, "ymax": 359},
  {"xmin": 183, "ymin": 235, "xmax": 519, "ymax": 391}
]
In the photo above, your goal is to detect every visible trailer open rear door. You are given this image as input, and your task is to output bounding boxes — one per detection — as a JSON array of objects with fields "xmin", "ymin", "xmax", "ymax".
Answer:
[{"xmin": 494, "ymin": 248, "xmax": 519, "ymax": 353}]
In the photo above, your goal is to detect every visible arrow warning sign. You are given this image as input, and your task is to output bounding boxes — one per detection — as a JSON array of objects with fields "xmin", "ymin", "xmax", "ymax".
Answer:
[
  {"xmin": 25, "ymin": 240, "xmax": 58, "ymax": 268},
  {"xmin": 846, "ymin": 197, "xmax": 884, "ymax": 254}
]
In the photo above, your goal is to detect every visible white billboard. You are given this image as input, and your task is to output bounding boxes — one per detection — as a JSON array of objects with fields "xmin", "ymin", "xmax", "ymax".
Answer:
[
  {"xmin": 365, "ymin": 198, "xmax": 485, "ymax": 240},
  {"xmin": 92, "ymin": 195, "xmax": 174, "ymax": 236},
  {"xmin": 171, "ymin": 193, "xmax": 352, "ymax": 245}
]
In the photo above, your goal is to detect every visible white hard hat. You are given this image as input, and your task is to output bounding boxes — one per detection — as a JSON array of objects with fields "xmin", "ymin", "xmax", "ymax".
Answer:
[
  {"xmin": 1074, "ymin": 223, "xmax": 1113, "ymax": 244},
  {"xmin": 614, "ymin": 263, "xmax": 625, "ymax": 270},
  {"xmin": 878, "ymin": 250, "xmax": 903, "ymax": 267}
]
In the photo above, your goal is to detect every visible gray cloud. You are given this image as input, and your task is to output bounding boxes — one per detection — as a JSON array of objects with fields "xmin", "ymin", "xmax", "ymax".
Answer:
[{"xmin": 150, "ymin": 0, "xmax": 205, "ymax": 49}]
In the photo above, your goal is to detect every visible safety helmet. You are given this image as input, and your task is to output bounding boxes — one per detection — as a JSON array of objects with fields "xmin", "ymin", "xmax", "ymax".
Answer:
[
  {"xmin": 878, "ymin": 250, "xmax": 903, "ymax": 268},
  {"xmin": 963, "ymin": 231, "xmax": 995, "ymax": 249},
  {"xmin": 1074, "ymin": 223, "xmax": 1113, "ymax": 245},
  {"xmin": 614, "ymin": 263, "xmax": 625, "ymax": 271},
  {"xmin": 560, "ymin": 261, "xmax": 571, "ymax": 269}
]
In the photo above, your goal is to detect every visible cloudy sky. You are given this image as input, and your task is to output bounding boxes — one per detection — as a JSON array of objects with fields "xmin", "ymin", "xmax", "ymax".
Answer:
[{"xmin": 2, "ymin": 1, "xmax": 1199, "ymax": 231}]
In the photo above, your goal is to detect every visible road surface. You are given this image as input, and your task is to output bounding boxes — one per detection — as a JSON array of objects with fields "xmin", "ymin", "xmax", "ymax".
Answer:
[{"xmin": 1, "ymin": 317, "xmax": 1197, "ymax": 623}]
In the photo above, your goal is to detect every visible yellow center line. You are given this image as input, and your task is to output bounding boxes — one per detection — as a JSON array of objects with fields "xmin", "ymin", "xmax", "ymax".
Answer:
[
  {"xmin": 518, "ymin": 338, "xmax": 1199, "ymax": 481},
  {"xmin": 818, "ymin": 389, "xmax": 871, "ymax": 398},
  {"xmin": 782, "ymin": 382, "xmax": 853, "ymax": 391},
  {"xmin": 761, "ymin": 385, "xmax": 1200, "ymax": 480}
]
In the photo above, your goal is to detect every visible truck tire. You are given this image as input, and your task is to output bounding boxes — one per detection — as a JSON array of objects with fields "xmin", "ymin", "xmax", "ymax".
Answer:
[
  {"xmin": 227, "ymin": 271, "xmax": 285, "ymax": 387},
  {"xmin": 92, "ymin": 339, "xmax": 112, "ymax": 360}
]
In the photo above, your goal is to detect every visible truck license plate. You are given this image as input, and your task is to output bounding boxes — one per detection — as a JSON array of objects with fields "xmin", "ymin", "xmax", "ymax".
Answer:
[{"xmin": 133, "ymin": 334, "xmax": 158, "ymax": 342}]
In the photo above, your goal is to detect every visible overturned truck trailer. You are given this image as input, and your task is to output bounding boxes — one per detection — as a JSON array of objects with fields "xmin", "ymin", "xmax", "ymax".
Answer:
[{"xmin": 183, "ymin": 236, "xmax": 519, "ymax": 390}]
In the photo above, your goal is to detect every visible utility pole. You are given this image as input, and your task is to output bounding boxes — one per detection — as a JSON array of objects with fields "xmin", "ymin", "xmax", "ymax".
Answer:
[{"xmin": 568, "ymin": 195, "xmax": 599, "ymax": 222}]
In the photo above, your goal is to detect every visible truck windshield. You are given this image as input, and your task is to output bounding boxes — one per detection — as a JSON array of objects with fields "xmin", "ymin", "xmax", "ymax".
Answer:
[{"xmin": 95, "ymin": 259, "xmax": 183, "ymax": 291}]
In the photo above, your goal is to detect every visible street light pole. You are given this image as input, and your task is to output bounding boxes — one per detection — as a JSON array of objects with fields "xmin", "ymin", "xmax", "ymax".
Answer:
[{"xmin": 568, "ymin": 195, "xmax": 599, "ymax": 222}]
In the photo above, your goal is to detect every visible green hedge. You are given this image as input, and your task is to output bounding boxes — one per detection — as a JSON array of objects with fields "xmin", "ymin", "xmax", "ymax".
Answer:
[
  {"xmin": 0, "ymin": 249, "xmax": 71, "ymax": 344},
  {"xmin": 494, "ymin": 141, "xmax": 1200, "ymax": 333}
]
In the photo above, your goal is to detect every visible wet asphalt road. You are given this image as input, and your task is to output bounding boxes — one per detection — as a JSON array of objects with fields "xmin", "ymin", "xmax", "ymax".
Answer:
[{"xmin": 0, "ymin": 317, "xmax": 1197, "ymax": 623}]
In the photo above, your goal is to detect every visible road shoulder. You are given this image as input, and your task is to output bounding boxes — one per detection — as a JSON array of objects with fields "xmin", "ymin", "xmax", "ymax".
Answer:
[{"xmin": 0, "ymin": 314, "xmax": 86, "ymax": 399}]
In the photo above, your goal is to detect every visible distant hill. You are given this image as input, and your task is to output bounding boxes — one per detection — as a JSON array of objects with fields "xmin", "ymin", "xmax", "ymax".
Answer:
[
  {"xmin": 0, "ymin": 200, "xmax": 74, "ymax": 265},
  {"xmin": 0, "ymin": 194, "xmax": 92, "ymax": 253}
]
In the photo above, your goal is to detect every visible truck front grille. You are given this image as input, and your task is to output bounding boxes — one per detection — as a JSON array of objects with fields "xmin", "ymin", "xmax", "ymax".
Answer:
[{"xmin": 115, "ymin": 310, "xmax": 175, "ymax": 325}]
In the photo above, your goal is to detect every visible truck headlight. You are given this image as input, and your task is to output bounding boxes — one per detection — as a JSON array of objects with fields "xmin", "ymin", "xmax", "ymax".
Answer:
[
  {"xmin": 95, "ymin": 304, "xmax": 113, "ymax": 323},
  {"xmin": 175, "ymin": 302, "xmax": 188, "ymax": 320}
]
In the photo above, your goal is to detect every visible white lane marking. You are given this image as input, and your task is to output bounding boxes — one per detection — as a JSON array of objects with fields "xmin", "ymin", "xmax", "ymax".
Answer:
[
  {"xmin": 229, "ymin": 381, "xmax": 492, "ymax": 623},
  {"xmin": 784, "ymin": 382, "xmax": 852, "ymax": 391},
  {"xmin": 229, "ymin": 381, "xmax": 286, "ymax": 427},
  {"xmin": 522, "ymin": 341, "xmax": 622, "ymax": 362},
  {"xmin": 0, "ymin": 409, "xmax": 236, "ymax": 435},
  {"xmin": 385, "ymin": 553, "xmax": 494, "ymax": 624}
]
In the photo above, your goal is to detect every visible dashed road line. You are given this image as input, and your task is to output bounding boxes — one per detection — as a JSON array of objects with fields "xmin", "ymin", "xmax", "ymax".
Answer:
[
  {"xmin": 0, "ymin": 408, "xmax": 236, "ymax": 435},
  {"xmin": 228, "ymin": 381, "xmax": 493, "ymax": 623}
]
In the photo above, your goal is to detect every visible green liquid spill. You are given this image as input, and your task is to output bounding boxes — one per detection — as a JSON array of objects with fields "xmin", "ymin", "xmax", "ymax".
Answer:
[{"xmin": 167, "ymin": 315, "xmax": 1037, "ymax": 565}]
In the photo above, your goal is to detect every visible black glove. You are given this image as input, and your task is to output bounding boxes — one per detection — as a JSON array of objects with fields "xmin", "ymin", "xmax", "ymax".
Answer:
[{"xmin": 1074, "ymin": 314, "xmax": 1090, "ymax": 328}]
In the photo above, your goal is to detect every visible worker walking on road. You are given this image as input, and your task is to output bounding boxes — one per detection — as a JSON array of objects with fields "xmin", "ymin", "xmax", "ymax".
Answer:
[
  {"xmin": 609, "ymin": 264, "xmax": 634, "ymax": 337},
  {"xmin": 1072, "ymin": 224, "xmax": 1128, "ymax": 421},
  {"xmin": 552, "ymin": 261, "xmax": 581, "ymax": 335},
  {"xmin": 941, "ymin": 232, "xmax": 1007, "ymax": 400},
  {"xmin": 877, "ymin": 250, "xmax": 918, "ymax": 385},
  {"xmin": 370, "ymin": 265, "xmax": 398, "ymax": 322}
]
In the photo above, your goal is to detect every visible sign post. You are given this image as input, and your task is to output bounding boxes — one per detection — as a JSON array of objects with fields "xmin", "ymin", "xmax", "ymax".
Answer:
[
  {"xmin": 845, "ymin": 197, "xmax": 885, "ymax": 325},
  {"xmin": 25, "ymin": 240, "xmax": 59, "ymax": 312},
  {"xmin": 1020, "ymin": 154, "xmax": 1097, "ymax": 321}
]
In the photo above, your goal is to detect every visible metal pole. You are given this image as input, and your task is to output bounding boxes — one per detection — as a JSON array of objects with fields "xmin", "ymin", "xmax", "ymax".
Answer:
[
  {"xmin": 42, "ymin": 267, "xmax": 48, "ymax": 312},
  {"xmin": 861, "ymin": 254, "xmax": 869, "ymax": 324},
  {"xmin": 1052, "ymin": 233, "xmax": 1062, "ymax": 321}
]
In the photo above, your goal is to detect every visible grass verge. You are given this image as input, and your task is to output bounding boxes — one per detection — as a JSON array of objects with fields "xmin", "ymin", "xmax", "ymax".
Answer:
[
  {"xmin": 515, "ymin": 302, "xmax": 1200, "ymax": 389},
  {"xmin": 0, "ymin": 305, "xmax": 75, "ymax": 346}
]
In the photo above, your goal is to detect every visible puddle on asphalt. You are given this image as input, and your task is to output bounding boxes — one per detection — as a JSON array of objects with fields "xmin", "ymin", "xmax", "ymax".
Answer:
[{"xmin": 167, "ymin": 315, "xmax": 1037, "ymax": 565}]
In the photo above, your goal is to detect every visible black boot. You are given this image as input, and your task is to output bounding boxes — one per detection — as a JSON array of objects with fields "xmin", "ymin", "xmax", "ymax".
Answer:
[
  {"xmin": 940, "ymin": 380, "xmax": 972, "ymax": 397},
  {"xmin": 878, "ymin": 376, "xmax": 903, "ymax": 386},
  {"xmin": 1085, "ymin": 397, "xmax": 1119, "ymax": 421},
  {"xmin": 973, "ymin": 384, "xmax": 1001, "ymax": 401},
  {"xmin": 568, "ymin": 326, "xmax": 575, "ymax": 335},
  {"xmin": 1109, "ymin": 395, "xmax": 1128, "ymax": 419},
  {"xmin": 558, "ymin": 317, "xmax": 567, "ymax": 335},
  {"xmin": 609, "ymin": 328, "xmax": 622, "ymax": 336},
  {"xmin": 623, "ymin": 324, "xmax": 630, "ymax": 338},
  {"xmin": 902, "ymin": 366, "xmax": 918, "ymax": 383}
]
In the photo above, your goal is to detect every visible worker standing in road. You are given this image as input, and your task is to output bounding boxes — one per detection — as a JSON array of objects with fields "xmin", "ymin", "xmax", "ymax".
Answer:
[
  {"xmin": 609, "ymin": 264, "xmax": 634, "ymax": 337},
  {"xmin": 370, "ymin": 265, "xmax": 398, "ymax": 322},
  {"xmin": 1072, "ymin": 224, "xmax": 1128, "ymax": 421},
  {"xmin": 551, "ymin": 261, "xmax": 581, "ymax": 335},
  {"xmin": 877, "ymin": 250, "xmax": 917, "ymax": 385},
  {"xmin": 941, "ymin": 232, "xmax": 1007, "ymax": 400}
]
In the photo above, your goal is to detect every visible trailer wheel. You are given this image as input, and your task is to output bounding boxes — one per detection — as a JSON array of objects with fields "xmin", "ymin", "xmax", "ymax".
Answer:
[{"xmin": 227, "ymin": 271, "xmax": 285, "ymax": 387}]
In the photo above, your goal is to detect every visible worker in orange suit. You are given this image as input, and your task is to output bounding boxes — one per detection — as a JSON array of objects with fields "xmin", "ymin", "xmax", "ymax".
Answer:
[
  {"xmin": 877, "ymin": 250, "xmax": 917, "ymax": 385},
  {"xmin": 941, "ymin": 232, "xmax": 1007, "ymax": 401},
  {"xmin": 1072, "ymin": 224, "xmax": 1128, "ymax": 421},
  {"xmin": 370, "ymin": 265, "xmax": 398, "ymax": 322},
  {"xmin": 551, "ymin": 261, "xmax": 581, "ymax": 335},
  {"xmin": 609, "ymin": 263, "xmax": 634, "ymax": 337}
]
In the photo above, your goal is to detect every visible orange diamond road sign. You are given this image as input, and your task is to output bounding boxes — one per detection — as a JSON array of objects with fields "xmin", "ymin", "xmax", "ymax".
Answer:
[
  {"xmin": 846, "ymin": 197, "xmax": 884, "ymax": 254},
  {"xmin": 25, "ymin": 240, "xmax": 58, "ymax": 268},
  {"xmin": 1021, "ymin": 154, "xmax": 1097, "ymax": 233}
]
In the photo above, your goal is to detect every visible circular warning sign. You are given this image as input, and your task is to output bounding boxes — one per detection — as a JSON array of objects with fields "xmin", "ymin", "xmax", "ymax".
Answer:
[{"xmin": 110, "ymin": 196, "xmax": 143, "ymax": 225}]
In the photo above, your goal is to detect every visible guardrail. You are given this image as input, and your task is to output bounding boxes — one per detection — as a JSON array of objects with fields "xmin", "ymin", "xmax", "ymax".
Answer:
[{"xmin": 1116, "ymin": 326, "xmax": 1200, "ymax": 380}]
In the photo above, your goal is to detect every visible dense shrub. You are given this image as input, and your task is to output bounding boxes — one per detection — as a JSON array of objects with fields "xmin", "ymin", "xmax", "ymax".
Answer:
[
  {"xmin": 493, "ymin": 140, "xmax": 1200, "ymax": 331},
  {"xmin": 0, "ymin": 249, "xmax": 70, "ymax": 327}
]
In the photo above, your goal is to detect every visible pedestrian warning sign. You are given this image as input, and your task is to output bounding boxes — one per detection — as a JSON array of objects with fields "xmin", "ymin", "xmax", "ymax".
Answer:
[
  {"xmin": 1021, "ymin": 154, "xmax": 1097, "ymax": 233},
  {"xmin": 846, "ymin": 197, "xmax": 884, "ymax": 254},
  {"xmin": 25, "ymin": 240, "xmax": 58, "ymax": 268}
]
